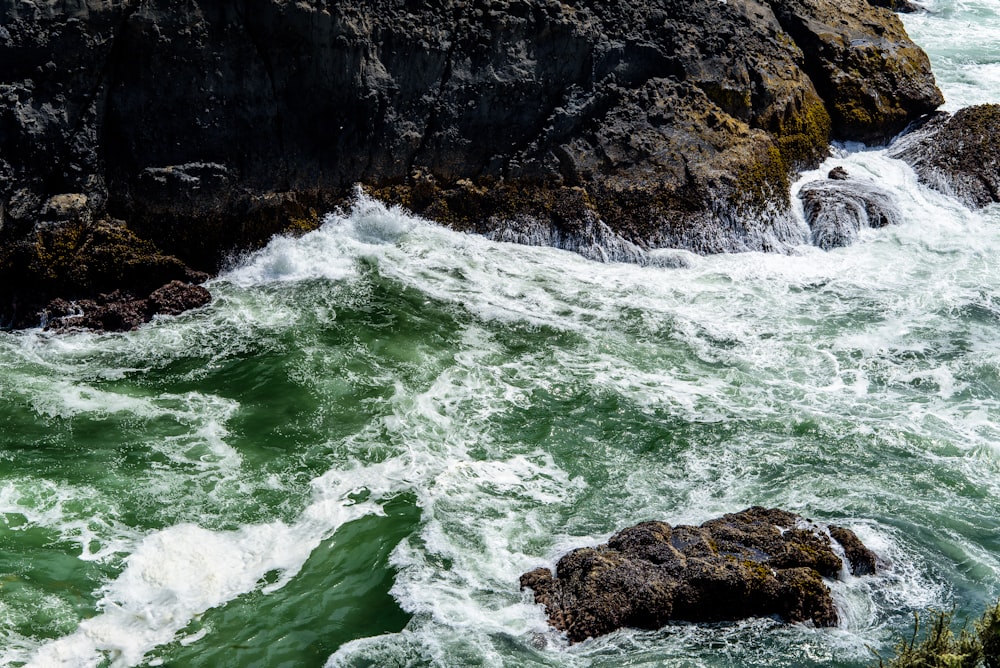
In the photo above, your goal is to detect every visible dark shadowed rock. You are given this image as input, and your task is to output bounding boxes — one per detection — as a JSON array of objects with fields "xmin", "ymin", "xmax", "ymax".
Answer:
[
  {"xmin": 866, "ymin": 0, "xmax": 921, "ymax": 13},
  {"xmin": 43, "ymin": 281, "xmax": 210, "ymax": 333},
  {"xmin": 799, "ymin": 175, "xmax": 902, "ymax": 249},
  {"xmin": 889, "ymin": 105, "xmax": 1000, "ymax": 209},
  {"xmin": 0, "ymin": 216, "xmax": 209, "ymax": 329},
  {"xmin": 148, "ymin": 281, "xmax": 212, "ymax": 317},
  {"xmin": 520, "ymin": 507, "xmax": 877, "ymax": 643},
  {"xmin": 829, "ymin": 526, "xmax": 878, "ymax": 575},
  {"xmin": 0, "ymin": 0, "xmax": 942, "ymax": 327}
]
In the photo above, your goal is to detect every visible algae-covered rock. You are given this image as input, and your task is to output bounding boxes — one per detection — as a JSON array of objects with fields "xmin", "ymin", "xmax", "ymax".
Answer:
[
  {"xmin": 889, "ymin": 105, "xmax": 1000, "ymax": 209},
  {"xmin": 764, "ymin": 0, "xmax": 942, "ymax": 143},
  {"xmin": 0, "ymin": 217, "xmax": 208, "ymax": 329},
  {"xmin": 520, "ymin": 507, "xmax": 877, "ymax": 643}
]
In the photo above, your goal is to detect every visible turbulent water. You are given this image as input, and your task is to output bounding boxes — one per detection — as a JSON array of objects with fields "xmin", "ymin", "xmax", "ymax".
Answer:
[{"xmin": 3, "ymin": 2, "xmax": 1000, "ymax": 666}]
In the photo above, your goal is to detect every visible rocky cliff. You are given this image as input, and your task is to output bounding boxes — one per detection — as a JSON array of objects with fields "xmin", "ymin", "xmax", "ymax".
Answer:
[{"xmin": 0, "ymin": 0, "xmax": 942, "ymax": 328}]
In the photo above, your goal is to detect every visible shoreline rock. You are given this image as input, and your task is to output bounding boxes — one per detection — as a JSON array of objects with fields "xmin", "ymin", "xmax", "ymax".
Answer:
[
  {"xmin": 889, "ymin": 105, "xmax": 1000, "ymax": 209},
  {"xmin": 520, "ymin": 507, "xmax": 877, "ymax": 643},
  {"xmin": 799, "ymin": 168, "xmax": 903, "ymax": 250},
  {"xmin": 0, "ymin": 0, "xmax": 943, "ymax": 329}
]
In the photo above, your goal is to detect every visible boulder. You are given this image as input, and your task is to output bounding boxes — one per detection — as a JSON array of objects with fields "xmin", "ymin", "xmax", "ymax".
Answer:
[
  {"xmin": 520, "ymin": 507, "xmax": 877, "ymax": 643},
  {"xmin": 799, "ymin": 169, "xmax": 903, "ymax": 249},
  {"xmin": 889, "ymin": 105, "xmax": 1000, "ymax": 209}
]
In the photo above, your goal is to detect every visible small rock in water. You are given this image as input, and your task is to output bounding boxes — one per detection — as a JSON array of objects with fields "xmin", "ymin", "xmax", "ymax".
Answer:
[
  {"xmin": 799, "ymin": 177, "xmax": 902, "ymax": 250},
  {"xmin": 828, "ymin": 166, "xmax": 850, "ymax": 180},
  {"xmin": 520, "ymin": 507, "xmax": 877, "ymax": 643}
]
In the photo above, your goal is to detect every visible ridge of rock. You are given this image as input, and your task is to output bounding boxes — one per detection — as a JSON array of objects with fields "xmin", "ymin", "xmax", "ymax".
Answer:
[{"xmin": 889, "ymin": 105, "xmax": 1000, "ymax": 209}]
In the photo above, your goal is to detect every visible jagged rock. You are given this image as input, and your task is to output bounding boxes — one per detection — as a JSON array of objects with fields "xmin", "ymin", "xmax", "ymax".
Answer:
[
  {"xmin": 148, "ymin": 280, "xmax": 212, "ymax": 317},
  {"xmin": 44, "ymin": 281, "xmax": 210, "ymax": 333},
  {"xmin": 766, "ymin": 0, "xmax": 942, "ymax": 144},
  {"xmin": 1, "ymin": 0, "xmax": 942, "ymax": 327},
  {"xmin": 799, "ymin": 175, "xmax": 902, "ymax": 249},
  {"xmin": 520, "ymin": 507, "xmax": 877, "ymax": 643},
  {"xmin": 0, "ymin": 217, "xmax": 208, "ymax": 329},
  {"xmin": 829, "ymin": 526, "xmax": 878, "ymax": 576},
  {"xmin": 889, "ymin": 105, "xmax": 1000, "ymax": 209}
]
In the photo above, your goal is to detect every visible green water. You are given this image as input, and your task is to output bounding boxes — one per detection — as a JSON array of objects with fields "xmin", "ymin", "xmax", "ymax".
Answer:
[
  {"xmin": 3, "ymin": 176, "xmax": 1000, "ymax": 666},
  {"xmin": 5, "ymin": 3, "xmax": 1000, "ymax": 664}
]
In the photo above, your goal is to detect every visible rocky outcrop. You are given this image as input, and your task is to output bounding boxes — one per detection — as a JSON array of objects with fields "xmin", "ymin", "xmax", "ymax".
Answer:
[
  {"xmin": 1, "ymin": 0, "xmax": 942, "ymax": 328},
  {"xmin": 889, "ymin": 105, "xmax": 1000, "ymax": 209},
  {"xmin": 766, "ymin": 0, "xmax": 940, "ymax": 144},
  {"xmin": 43, "ymin": 280, "xmax": 211, "ymax": 333},
  {"xmin": 520, "ymin": 507, "xmax": 877, "ymax": 643},
  {"xmin": 0, "ymin": 215, "xmax": 209, "ymax": 330},
  {"xmin": 799, "ymin": 168, "xmax": 902, "ymax": 249}
]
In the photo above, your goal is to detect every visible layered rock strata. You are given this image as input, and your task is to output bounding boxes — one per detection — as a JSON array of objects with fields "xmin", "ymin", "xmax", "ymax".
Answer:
[
  {"xmin": 1, "ymin": 0, "xmax": 942, "ymax": 328},
  {"xmin": 520, "ymin": 507, "xmax": 878, "ymax": 643}
]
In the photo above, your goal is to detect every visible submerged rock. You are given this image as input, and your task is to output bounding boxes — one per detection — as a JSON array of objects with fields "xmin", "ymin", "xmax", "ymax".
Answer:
[
  {"xmin": 520, "ymin": 507, "xmax": 877, "ymax": 643},
  {"xmin": 0, "ymin": 0, "xmax": 942, "ymax": 327},
  {"xmin": 799, "ymin": 172, "xmax": 902, "ymax": 249},
  {"xmin": 889, "ymin": 105, "xmax": 1000, "ymax": 209}
]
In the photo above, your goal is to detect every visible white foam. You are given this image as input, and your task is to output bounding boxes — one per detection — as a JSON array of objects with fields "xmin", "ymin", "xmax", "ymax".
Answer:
[
  {"xmin": 903, "ymin": 0, "xmax": 1000, "ymax": 110},
  {"xmin": 220, "ymin": 191, "xmax": 418, "ymax": 289},
  {"xmin": 23, "ymin": 460, "xmax": 400, "ymax": 668},
  {"xmin": 11, "ymin": 69, "xmax": 1000, "ymax": 666}
]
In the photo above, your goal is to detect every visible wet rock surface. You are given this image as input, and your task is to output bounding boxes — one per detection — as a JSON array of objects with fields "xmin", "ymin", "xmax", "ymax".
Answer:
[
  {"xmin": 520, "ymin": 507, "xmax": 877, "ymax": 643},
  {"xmin": 0, "ymin": 216, "xmax": 209, "ymax": 329},
  {"xmin": 799, "ymin": 169, "xmax": 903, "ymax": 249},
  {"xmin": 1, "ymin": 0, "xmax": 942, "ymax": 327},
  {"xmin": 889, "ymin": 105, "xmax": 1000, "ymax": 209},
  {"xmin": 44, "ymin": 281, "xmax": 211, "ymax": 333}
]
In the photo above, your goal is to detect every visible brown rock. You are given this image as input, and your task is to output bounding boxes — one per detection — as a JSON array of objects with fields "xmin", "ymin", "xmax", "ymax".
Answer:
[
  {"xmin": 889, "ymin": 105, "xmax": 1000, "ymax": 209},
  {"xmin": 521, "ymin": 507, "xmax": 877, "ymax": 643}
]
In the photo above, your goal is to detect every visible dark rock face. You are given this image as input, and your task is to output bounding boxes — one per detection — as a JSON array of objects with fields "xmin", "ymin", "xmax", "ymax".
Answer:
[
  {"xmin": 520, "ymin": 507, "xmax": 877, "ymax": 643},
  {"xmin": 1, "ymin": 0, "xmax": 942, "ymax": 328},
  {"xmin": 799, "ymin": 171, "xmax": 902, "ymax": 249},
  {"xmin": 889, "ymin": 105, "xmax": 1000, "ymax": 209},
  {"xmin": 44, "ymin": 280, "xmax": 211, "ymax": 333},
  {"xmin": 866, "ymin": 0, "xmax": 922, "ymax": 14}
]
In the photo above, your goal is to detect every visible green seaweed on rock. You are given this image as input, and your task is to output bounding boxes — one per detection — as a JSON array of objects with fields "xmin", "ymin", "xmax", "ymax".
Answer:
[{"xmin": 876, "ymin": 601, "xmax": 1000, "ymax": 668}]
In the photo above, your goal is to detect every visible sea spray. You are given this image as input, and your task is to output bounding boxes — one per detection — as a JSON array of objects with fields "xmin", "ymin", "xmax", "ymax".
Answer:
[{"xmin": 4, "ymin": 2, "xmax": 1000, "ymax": 664}]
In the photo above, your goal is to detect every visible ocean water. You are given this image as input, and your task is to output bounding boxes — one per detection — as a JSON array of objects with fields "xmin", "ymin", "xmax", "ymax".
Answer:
[{"xmin": 3, "ymin": 3, "xmax": 1000, "ymax": 666}]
